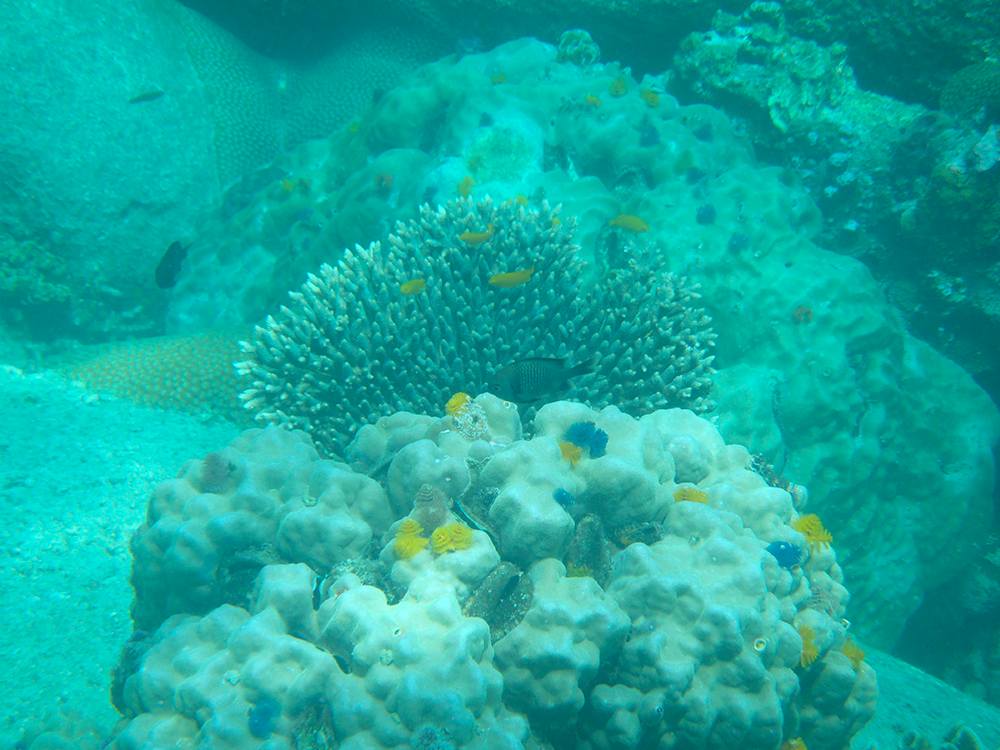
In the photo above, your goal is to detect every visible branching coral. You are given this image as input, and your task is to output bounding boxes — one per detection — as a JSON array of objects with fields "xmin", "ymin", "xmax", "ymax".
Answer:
[{"xmin": 237, "ymin": 197, "xmax": 716, "ymax": 456}]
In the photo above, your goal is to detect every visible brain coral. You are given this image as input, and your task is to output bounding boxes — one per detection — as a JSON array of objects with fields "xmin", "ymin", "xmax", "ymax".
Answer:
[{"xmin": 237, "ymin": 196, "xmax": 716, "ymax": 456}]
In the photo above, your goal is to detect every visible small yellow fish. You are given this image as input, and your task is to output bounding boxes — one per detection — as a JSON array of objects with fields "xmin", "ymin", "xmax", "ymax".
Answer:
[
  {"xmin": 491, "ymin": 73, "xmax": 508, "ymax": 84},
  {"xmin": 552, "ymin": 217, "xmax": 561, "ymax": 227},
  {"xmin": 400, "ymin": 278, "xmax": 426, "ymax": 295},
  {"xmin": 459, "ymin": 224, "xmax": 494, "ymax": 245},
  {"xmin": 609, "ymin": 214, "xmax": 650, "ymax": 232},
  {"xmin": 347, "ymin": 121, "xmax": 360, "ymax": 134},
  {"xmin": 489, "ymin": 263, "xmax": 535, "ymax": 288},
  {"xmin": 515, "ymin": 194, "xmax": 528, "ymax": 206},
  {"xmin": 640, "ymin": 89, "xmax": 660, "ymax": 106},
  {"xmin": 609, "ymin": 77, "xmax": 628, "ymax": 97},
  {"xmin": 458, "ymin": 175, "xmax": 476, "ymax": 197},
  {"xmin": 584, "ymin": 94, "xmax": 602, "ymax": 107}
]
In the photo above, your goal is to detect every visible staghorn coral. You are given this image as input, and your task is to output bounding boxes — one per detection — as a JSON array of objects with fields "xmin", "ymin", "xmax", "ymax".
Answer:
[{"xmin": 238, "ymin": 197, "xmax": 715, "ymax": 456}]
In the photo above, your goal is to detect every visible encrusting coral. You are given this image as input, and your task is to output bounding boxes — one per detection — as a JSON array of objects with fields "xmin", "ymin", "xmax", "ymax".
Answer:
[
  {"xmin": 53, "ymin": 328, "xmax": 253, "ymax": 424},
  {"xmin": 237, "ymin": 196, "xmax": 716, "ymax": 456}
]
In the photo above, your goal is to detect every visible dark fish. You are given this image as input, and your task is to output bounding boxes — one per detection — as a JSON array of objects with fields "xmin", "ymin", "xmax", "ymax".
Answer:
[
  {"xmin": 129, "ymin": 90, "xmax": 164, "ymax": 104},
  {"xmin": 155, "ymin": 241, "xmax": 188, "ymax": 289},
  {"xmin": 487, "ymin": 357, "xmax": 594, "ymax": 404}
]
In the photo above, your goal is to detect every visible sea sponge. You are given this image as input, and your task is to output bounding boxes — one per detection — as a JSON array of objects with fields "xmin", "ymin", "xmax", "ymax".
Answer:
[{"xmin": 431, "ymin": 522, "xmax": 474, "ymax": 555}]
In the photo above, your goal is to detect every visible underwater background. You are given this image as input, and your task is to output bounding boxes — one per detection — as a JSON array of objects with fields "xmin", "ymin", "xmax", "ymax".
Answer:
[{"xmin": 1, "ymin": 0, "xmax": 1000, "ymax": 748}]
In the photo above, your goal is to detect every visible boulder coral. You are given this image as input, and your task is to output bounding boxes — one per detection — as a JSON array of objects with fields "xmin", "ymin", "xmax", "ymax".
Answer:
[{"xmin": 116, "ymin": 400, "xmax": 876, "ymax": 750}]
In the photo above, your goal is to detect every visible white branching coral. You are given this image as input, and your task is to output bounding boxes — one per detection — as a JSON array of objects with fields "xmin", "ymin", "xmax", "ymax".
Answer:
[{"xmin": 237, "ymin": 197, "xmax": 715, "ymax": 456}]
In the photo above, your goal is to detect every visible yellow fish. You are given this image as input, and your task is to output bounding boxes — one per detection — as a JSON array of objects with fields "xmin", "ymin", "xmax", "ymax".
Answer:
[
  {"xmin": 491, "ymin": 73, "xmax": 507, "ymax": 84},
  {"xmin": 584, "ymin": 94, "xmax": 602, "ymax": 107},
  {"xmin": 640, "ymin": 89, "xmax": 660, "ymax": 106},
  {"xmin": 515, "ymin": 194, "xmax": 528, "ymax": 206},
  {"xmin": 459, "ymin": 224, "xmax": 494, "ymax": 245},
  {"xmin": 489, "ymin": 263, "xmax": 535, "ymax": 288},
  {"xmin": 609, "ymin": 77, "xmax": 627, "ymax": 97},
  {"xmin": 609, "ymin": 214, "xmax": 650, "ymax": 232},
  {"xmin": 458, "ymin": 175, "xmax": 476, "ymax": 197},
  {"xmin": 400, "ymin": 278, "xmax": 426, "ymax": 295}
]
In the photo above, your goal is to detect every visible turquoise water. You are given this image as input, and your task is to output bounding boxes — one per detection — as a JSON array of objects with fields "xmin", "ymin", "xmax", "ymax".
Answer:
[{"xmin": 2, "ymin": 1, "xmax": 999, "ymax": 749}]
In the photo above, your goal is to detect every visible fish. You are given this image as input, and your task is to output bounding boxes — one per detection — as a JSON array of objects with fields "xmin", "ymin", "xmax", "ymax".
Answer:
[
  {"xmin": 515, "ymin": 194, "xmax": 528, "ymax": 206},
  {"xmin": 155, "ymin": 241, "xmax": 188, "ymax": 289},
  {"xmin": 487, "ymin": 357, "xmax": 594, "ymax": 404},
  {"xmin": 584, "ymin": 94, "xmax": 602, "ymax": 107},
  {"xmin": 488, "ymin": 262, "xmax": 535, "ymax": 288},
  {"xmin": 640, "ymin": 89, "xmax": 660, "ymax": 106},
  {"xmin": 490, "ymin": 73, "xmax": 508, "ymax": 84},
  {"xmin": 459, "ymin": 224, "xmax": 494, "ymax": 245},
  {"xmin": 400, "ymin": 278, "xmax": 426, "ymax": 295},
  {"xmin": 129, "ymin": 90, "xmax": 164, "ymax": 104},
  {"xmin": 457, "ymin": 175, "xmax": 476, "ymax": 197},
  {"xmin": 609, "ymin": 214, "xmax": 650, "ymax": 232},
  {"xmin": 609, "ymin": 77, "xmax": 627, "ymax": 97}
]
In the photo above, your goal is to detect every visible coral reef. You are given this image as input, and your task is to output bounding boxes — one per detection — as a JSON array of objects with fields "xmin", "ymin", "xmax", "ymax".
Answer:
[
  {"xmin": 237, "ymin": 196, "xmax": 716, "ymax": 456},
  {"xmin": 941, "ymin": 61, "xmax": 1000, "ymax": 123},
  {"xmin": 51, "ymin": 328, "xmax": 254, "ymax": 424},
  {"xmin": 0, "ymin": 236, "xmax": 71, "ymax": 308},
  {"xmin": 115, "ymin": 399, "xmax": 876, "ymax": 750},
  {"xmin": 163, "ymin": 37, "xmax": 1000, "ymax": 649}
]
